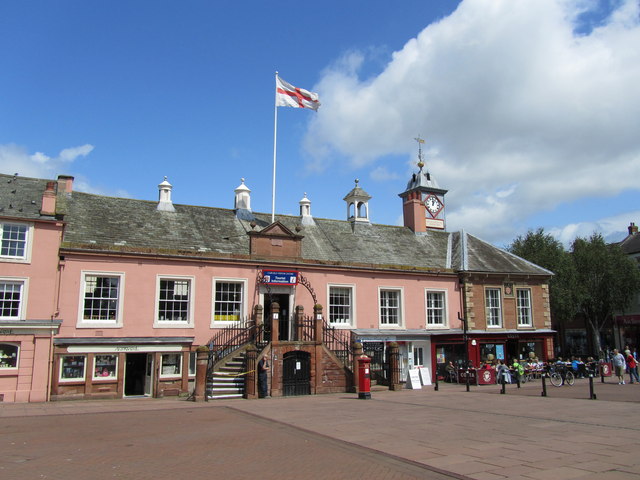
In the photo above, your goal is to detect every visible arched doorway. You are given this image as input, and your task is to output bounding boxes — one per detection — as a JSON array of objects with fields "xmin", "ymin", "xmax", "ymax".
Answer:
[{"xmin": 282, "ymin": 351, "xmax": 310, "ymax": 396}]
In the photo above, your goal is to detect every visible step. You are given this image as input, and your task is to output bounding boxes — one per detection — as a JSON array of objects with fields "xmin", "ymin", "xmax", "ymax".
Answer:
[{"xmin": 207, "ymin": 393, "xmax": 243, "ymax": 400}]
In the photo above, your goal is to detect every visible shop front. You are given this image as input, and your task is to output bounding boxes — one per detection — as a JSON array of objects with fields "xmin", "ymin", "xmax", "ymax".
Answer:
[
  {"xmin": 352, "ymin": 330, "xmax": 432, "ymax": 386},
  {"xmin": 431, "ymin": 330, "xmax": 555, "ymax": 380},
  {"xmin": 51, "ymin": 337, "xmax": 195, "ymax": 400}
]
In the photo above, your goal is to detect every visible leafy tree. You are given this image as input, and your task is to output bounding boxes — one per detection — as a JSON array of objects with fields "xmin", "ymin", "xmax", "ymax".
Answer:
[
  {"xmin": 571, "ymin": 233, "xmax": 640, "ymax": 355},
  {"xmin": 508, "ymin": 228, "xmax": 579, "ymax": 352}
]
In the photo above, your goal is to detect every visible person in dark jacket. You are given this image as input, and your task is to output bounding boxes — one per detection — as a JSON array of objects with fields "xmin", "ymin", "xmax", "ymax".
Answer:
[{"xmin": 258, "ymin": 356, "xmax": 269, "ymax": 398}]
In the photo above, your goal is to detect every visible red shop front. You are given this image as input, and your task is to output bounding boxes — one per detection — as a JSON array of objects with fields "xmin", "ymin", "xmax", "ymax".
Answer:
[{"xmin": 431, "ymin": 330, "xmax": 555, "ymax": 380}]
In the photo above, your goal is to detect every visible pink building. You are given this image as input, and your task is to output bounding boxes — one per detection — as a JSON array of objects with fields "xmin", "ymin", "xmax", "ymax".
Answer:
[
  {"xmin": 1, "ymin": 160, "xmax": 553, "ymax": 402},
  {"xmin": 0, "ymin": 175, "xmax": 65, "ymax": 402}
]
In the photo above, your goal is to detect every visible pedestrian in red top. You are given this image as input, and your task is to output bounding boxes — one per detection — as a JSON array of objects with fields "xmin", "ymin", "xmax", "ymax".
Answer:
[{"xmin": 625, "ymin": 350, "xmax": 639, "ymax": 384}]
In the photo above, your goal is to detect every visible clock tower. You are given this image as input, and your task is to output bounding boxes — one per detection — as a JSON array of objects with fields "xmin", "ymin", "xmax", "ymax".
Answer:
[{"xmin": 398, "ymin": 137, "xmax": 448, "ymax": 233}]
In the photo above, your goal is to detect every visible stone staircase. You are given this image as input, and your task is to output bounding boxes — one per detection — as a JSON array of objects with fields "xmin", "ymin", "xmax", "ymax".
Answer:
[{"xmin": 207, "ymin": 353, "xmax": 246, "ymax": 400}]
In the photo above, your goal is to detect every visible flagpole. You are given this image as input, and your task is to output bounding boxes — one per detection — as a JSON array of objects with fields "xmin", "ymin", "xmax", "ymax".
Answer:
[{"xmin": 271, "ymin": 71, "xmax": 278, "ymax": 224}]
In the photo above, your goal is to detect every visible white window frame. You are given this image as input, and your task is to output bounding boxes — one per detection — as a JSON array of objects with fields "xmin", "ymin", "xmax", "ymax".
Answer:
[
  {"xmin": 425, "ymin": 289, "xmax": 448, "ymax": 328},
  {"xmin": 0, "ymin": 222, "xmax": 33, "ymax": 263},
  {"xmin": 0, "ymin": 342, "xmax": 19, "ymax": 369},
  {"xmin": 77, "ymin": 271, "xmax": 124, "ymax": 328},
  {"xmin": 0, "ymin": 277, "xmax": 28, "ymax": 320},
  {"xmin": 92, "ymin": 354, "xmax": 118, "ymax": 380},
  {"xmin": 160, "ymin": 353, "xmax": 183, "ymax": 378},
  {"xmin": 516, "ymin": 288, "xmax": 533, "ymax": 327},
  {"xmin": 211, "ymin": 277, "xmax": 248, "ymax": 326},
  {"xmin": 378, "ymin": 287, "xmax": 404, "ymax": 328},
  {"xmin": 155, "ymin": 275, "xmax": 195, "ymax": 328},
  {"xmin": 327, "ymin": 284, "xmax": 355, "ymax": 327},
  {"xmin": 485, "ymin": 287, "xmax": 503, "ymax": 328},
  {"xmin": 59, "ymin": 355, "xmax": 86, "ymax": 382}
]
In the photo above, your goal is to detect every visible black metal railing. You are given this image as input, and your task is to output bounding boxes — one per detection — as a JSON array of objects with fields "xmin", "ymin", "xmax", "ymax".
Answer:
[
  {"xmin": 292, "ymin": 315, "xmax": 315, "ymax": 342},
  {"xmin": 322, "ymin": 319, "xmax": 353, "ymax": 368},
  {"xmin": 206, "ymin": 317, "xmax": 268, "ymax": 374}
]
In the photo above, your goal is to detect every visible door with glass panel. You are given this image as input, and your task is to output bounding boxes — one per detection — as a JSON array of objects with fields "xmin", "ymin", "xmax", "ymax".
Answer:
[{"xmin": 144, "ymin": 354, "xmax": 153, "ymax": 396}]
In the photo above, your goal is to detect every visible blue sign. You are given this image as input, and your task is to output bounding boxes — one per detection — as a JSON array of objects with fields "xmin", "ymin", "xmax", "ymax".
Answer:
[{"xmin": 262, "ymin": 270, "xmax": 298, "ymax": 285}]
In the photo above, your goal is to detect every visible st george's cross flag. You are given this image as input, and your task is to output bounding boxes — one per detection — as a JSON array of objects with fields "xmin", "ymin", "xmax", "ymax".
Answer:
[{"xmin": 276, "ymin": 75, "xmax": 320, "ymax": 111}]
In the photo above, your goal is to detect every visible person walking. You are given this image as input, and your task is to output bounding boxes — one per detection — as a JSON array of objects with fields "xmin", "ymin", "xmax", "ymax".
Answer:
[
  {"xmin": 625, "ymin": 350, "xmax": 639, "ymax": 384},
  {"xmin": 612, "ymin": 349, "xmax": 627, "ymax": 384}
]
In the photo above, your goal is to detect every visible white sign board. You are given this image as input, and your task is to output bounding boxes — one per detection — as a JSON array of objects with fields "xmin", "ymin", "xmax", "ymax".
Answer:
[
  {"xmin": 418, "ymin": 367, "xmax": 432, "ymax": 386},
  {"xmin": 406, "ymin": 369, "xmax": 422, "ymax": 389}
]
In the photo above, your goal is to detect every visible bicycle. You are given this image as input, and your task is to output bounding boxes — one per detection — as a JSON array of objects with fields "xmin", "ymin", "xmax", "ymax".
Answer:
[{"xmin": 547, "ymin": 365, "xmax": 575, "ymax": 387}]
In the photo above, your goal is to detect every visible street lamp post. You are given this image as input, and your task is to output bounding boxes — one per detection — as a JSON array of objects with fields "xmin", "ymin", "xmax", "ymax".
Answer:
[{"xmin": 459, "ymin": 313, "xmax": 470, "ymax": 392}]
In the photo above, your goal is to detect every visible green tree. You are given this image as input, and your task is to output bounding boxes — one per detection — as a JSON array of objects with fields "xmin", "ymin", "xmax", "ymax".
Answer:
[
  {"xmin": 571, "ymin": 233, "xmax": 640, "ymax": 355},
  {"xmin": 508, "ymin": 228, "xmax": 579, "ymax": 352}
]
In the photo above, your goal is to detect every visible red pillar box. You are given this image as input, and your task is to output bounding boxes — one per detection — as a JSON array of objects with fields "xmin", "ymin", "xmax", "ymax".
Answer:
[{"xmin": 358, "ymin": 355, "xmax": 371, "ymax": 399}]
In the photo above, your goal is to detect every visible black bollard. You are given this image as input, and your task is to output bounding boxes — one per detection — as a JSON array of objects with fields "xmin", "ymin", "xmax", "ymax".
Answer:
[
  {"xmin": 541, "ymin": 373, "xmax": 547, "ymax": 397},
  {"xmin": 434, "ymin": 372, "xmax": 439, "ymax": 391},
  {"xmin": 500, "ymin": 373, "xmax": 506, "ymax": 394},
  {"xmin": 466, "ymin": 368, "xmax": 470, "ymax": 392},
  {"xmin": 600, "ymin": 365, "xmax": 605, "ymax": 383},
  {"xmin": 516, "ymin": 373, "xmax": 521, "ymax": 389},
  {"xmin": 589, "ymin": 374, "xmax": 596, "ymax": 400}
]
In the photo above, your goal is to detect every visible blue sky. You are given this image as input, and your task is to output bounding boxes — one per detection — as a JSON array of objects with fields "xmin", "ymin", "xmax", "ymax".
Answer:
[{"xmin": 2, "ymin": 0, "xmax": 639, "ymax": 248}]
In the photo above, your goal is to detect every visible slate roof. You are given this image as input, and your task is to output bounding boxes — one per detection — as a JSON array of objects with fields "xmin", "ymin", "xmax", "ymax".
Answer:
[
  {"xmin": 0, "ymin": 173, "xmax": 54, "ymax": 221},
  {"xmin": 56, "ymin": 184, "xmax": 551, "ymax": 277},
  {"xmin": 618, "ymin": 233, "xmax": 640, "ymax": 255}
]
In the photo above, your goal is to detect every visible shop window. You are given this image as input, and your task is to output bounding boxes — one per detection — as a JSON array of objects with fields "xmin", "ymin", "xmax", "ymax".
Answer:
[
  {"xmin": 213, "ymin": 279, "xmax": 245, "ymax": 322},
  {"xmin": 60, "ymin": 355, "xmax": 86, "ymax": 381},
  {"xmin": 516, "ymin": 288, "xmax": 533, "ymax": 327},
  {"xmin": 485, "ymin": 288, "xmax": 502, "ymax": 327},
  {"xmin": 93, "ymin": 354, "xmax": 117, "ymax": 379},
  {"xmin": 0, "ymin": 343, "xmax": 19, "ymax": 368},
  {"xmin": 426, "ymin": 290, "xmax": 446, "ymax": 326},
  {"xmin": 379, "ymin": 288, "xmax": 402, "ymax": 326},
  {"xmin": 0, "ymin": 223, "xmax": 29, "ymax": 260},
  {"xmin": 81, "ymin": 273, "xmax": 123, "ymax": 325},
  {"xmin": 0, "ymin": 280, "xmax": 25, "ymax": 320},
  {"xmin": 328, "ymin": 285, "xmax": 354, "ymax": 325},
  {"xmin": 157, "ymin": 277, "xmax": 193, "ymax": 325},
  {"xmin": 161, "ymin": 353, "xmax": 182, "ymax": 377},
  {"xmin": 480, "ymin": 343, "xmax": 505, "ymax": 363}
]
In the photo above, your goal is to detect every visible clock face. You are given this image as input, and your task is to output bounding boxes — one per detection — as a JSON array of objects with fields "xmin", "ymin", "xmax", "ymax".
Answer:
[{"xmin": 424, "ymin": 195, "xmax": 442, "ymax": 216}]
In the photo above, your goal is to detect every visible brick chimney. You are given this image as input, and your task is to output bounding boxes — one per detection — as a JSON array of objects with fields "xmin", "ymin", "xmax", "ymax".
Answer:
[
  {"xmin": 629, "ymin": 222, "xmax": 638, "ymax": 236},
  {"xmin": 57, "ymin": 175, "xmax": 74, "ymax": 194},
  {"xmin": 40, "ymin": 181, "xmax": 57, "ymax": 216}
]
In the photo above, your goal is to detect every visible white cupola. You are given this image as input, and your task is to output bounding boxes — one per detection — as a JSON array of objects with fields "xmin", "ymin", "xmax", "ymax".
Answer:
[
  {"xmin": 299, "ymin": 193, "xmax": 315, "ymax": 226},
  {"xmin": 234, "ymin": 178, "xmax": 254, "ymax": 220},
  {"xmin": 157, "ymin": 177, "xmax": 176, "ymax": 212},
  {"xmin": 343, "ymin": 179, "xmax": 372, "ymax": 224}
]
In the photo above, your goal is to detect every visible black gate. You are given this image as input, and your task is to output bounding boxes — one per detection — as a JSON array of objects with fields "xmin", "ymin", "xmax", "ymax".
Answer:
[{"xmin": 282, "ymin": 351, "xmax": 310, "ymax": 396}]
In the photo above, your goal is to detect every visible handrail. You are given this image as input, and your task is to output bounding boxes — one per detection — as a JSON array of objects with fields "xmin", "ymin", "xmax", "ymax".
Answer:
[
  {"xmin": 206, "ymin": 317, "xmax": 267, "ymax": 374},
  {"xmin": 321, "ymin": 318, "xmax": 353, "ymax": 369}
]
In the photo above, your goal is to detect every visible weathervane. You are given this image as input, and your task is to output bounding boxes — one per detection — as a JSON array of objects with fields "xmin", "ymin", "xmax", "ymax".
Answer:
[{"xmin": 414, "ymin": 136, "xmax": 425, "ymax": 170}]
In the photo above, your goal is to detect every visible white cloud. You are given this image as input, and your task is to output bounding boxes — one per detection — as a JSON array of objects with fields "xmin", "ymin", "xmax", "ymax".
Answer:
[
  {"xmin": 305, "ymin": 0, "xmax": 640, "ymax": 243},
  {"xmin": 58, "ymin": 144, "xmax": 94, "ymax": 162},
  {"xmin": 1, "ymin": 143, "xmax": 95, "ymax": 178},
  {"xmin": 370, "ymin": 166, "xmax": 400, "ymax": 182},
  {"xmin": 0, "ymin": 142, "xmax": 127, "ymax": 197},
  {"xmin": 549, "ymin": 210, "xmax": 640, "ymax": 247}
]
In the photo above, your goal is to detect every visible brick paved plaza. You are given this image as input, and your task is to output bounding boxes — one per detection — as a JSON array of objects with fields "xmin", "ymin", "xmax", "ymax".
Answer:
[{"xmin": 2, "ymin": 378, "xmax": 639, "ymax": 479}]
